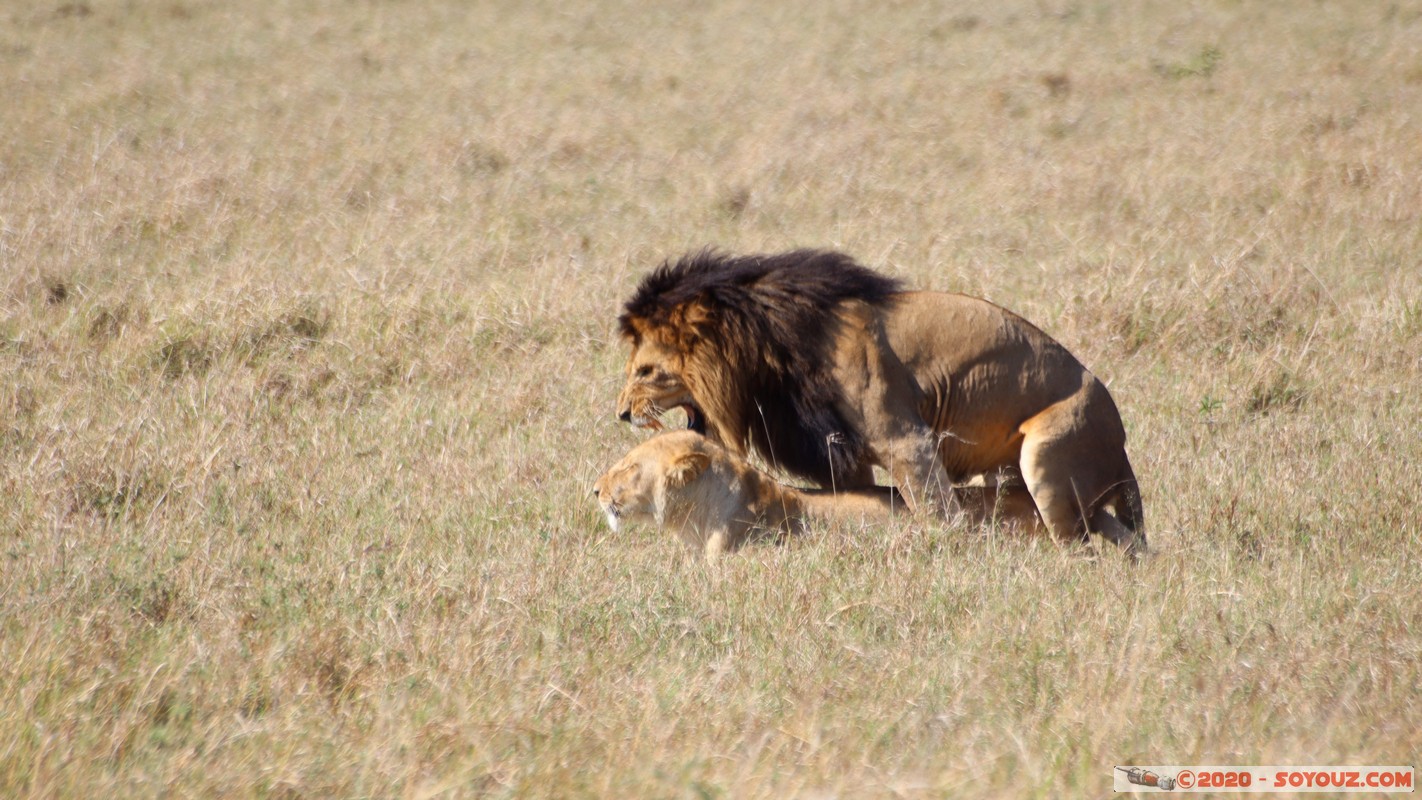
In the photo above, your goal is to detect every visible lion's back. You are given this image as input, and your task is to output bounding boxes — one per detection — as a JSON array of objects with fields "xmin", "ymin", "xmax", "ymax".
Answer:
[{"xmin": 879, "ymin": 291, "xmax": 1114, "ymax": 474}]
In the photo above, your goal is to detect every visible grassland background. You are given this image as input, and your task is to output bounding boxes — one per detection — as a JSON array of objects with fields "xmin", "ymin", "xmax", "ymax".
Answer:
[{"xmin": 2, "ymin": 1, "xmax": 1420, "ymax": 797}]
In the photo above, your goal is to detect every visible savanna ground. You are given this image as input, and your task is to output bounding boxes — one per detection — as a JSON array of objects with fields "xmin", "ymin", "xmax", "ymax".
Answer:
[{"xmin": 3, "ymin": 1, "xmax": 1420, "ymax": 797}]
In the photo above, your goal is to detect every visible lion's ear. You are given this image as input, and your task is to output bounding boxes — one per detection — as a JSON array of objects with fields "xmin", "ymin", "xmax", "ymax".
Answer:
[
  {"xmin": 666, "ymin": 452, "xmax": 711, "ymax": 488},
  {"xmin": 670, "ymin": 301, "xmax": 714, "ymax": 351},
  {"xmin": 618, "ymin": 313, "xmax": 645, "ymax": 345},
  {"xmin": 680, "ymin": 300, "xmax": 713, "ymax": 327}
]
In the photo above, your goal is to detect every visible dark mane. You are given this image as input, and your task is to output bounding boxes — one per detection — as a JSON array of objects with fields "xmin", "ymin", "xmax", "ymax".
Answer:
[{"xmin": 618, "ymin": 249, "xmax": 903, "ymax": 486}]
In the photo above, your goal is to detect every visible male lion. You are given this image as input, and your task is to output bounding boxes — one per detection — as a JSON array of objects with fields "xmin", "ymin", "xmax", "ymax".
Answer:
[
  {"xmin": 593, "ymin": 430, "xmax": 1043, "ymax": 559},
  {"xmin": 615, "ymin": 249, "xmax": 1145, "ymax": 554}
]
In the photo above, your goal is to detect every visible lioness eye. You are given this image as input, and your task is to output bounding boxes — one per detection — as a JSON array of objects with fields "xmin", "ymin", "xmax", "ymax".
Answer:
[{"xmin": 635, "ymin": 365, "xmax": 654, "ymax": 378}]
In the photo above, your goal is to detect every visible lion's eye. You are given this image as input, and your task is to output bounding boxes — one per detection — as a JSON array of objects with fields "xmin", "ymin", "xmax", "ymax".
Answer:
[{"xmin": 635, "ymin": 365, "xmax": 654, "ymax": 378}]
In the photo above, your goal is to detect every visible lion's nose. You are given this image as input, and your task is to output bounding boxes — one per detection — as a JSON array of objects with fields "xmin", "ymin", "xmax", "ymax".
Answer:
[{"xmin": 618, "ymin": 410, "xmax": 631, "ymax": 423}]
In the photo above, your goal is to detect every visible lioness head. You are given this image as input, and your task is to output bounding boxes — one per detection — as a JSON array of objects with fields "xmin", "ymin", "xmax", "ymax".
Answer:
[{"xmin": 592, "ymin": 432, "xmax": 711, "ymax": 532}]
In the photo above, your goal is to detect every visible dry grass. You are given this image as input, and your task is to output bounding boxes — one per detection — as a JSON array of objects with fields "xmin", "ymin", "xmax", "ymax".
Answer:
[{"xmin": 3, "ymin": 0, "xmax": 1421, "ymax": 797}]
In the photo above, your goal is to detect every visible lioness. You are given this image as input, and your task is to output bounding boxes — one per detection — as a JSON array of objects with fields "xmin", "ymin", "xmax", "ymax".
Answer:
[
  {"xmin": 615, "ymin": 249, "xmax": 1144, "ymax": 554},
  {"xmin": 592, "ymin": 430, "xmax": 1044, "ymax": 559}
]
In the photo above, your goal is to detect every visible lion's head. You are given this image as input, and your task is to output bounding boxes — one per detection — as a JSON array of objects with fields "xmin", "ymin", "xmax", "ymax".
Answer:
[
  {"xmin": 615, "ymin": 249, "xmax": 901, "ymax": 486},
  {"xmin": 614, "ymin": 325, "xmax": 707, "ymax": 435}
]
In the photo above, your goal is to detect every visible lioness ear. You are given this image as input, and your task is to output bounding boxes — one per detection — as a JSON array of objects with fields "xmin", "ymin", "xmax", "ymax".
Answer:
[{"xmin": 666, "ymin": 452, "xmax": 711, "ymax": 488}]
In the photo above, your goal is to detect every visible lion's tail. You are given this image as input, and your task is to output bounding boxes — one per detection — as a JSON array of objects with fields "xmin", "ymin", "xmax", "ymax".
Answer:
[
  {"xmin": 1116, "ymin": 468, "xmax": 1145, "ymax": 538},
  {"xmin": 1091, "ymin": 459, "xmax": 1147, "ymax": 557}
]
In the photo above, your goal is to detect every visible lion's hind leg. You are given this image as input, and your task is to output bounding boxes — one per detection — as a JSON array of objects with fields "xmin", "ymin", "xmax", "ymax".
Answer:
[
  {"xmin": 1017, "ymin": 437, "xmax": 1091, "ymax": 546},
  {"xmin": 1016, "ymin": 393, "xmax": 1137, "ymax": 553}
]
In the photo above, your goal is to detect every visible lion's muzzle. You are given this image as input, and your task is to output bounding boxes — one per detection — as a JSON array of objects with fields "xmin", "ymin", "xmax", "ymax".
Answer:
[{"xmin": 615, "ymin": 394, "xmax": 663, "ymax": 430}]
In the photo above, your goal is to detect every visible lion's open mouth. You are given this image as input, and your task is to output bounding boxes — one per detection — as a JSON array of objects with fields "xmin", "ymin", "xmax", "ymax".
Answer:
[
  {"xmin": 628, "ymin": 403, "xmax": 705, "ymax": 434},
  {"xmin": 681, "ymin": 403, "xmax": 706, "ymax": 434},
  {"xmin": 629, "ymin": 414, "xmax": 662, "ymax": 430}
]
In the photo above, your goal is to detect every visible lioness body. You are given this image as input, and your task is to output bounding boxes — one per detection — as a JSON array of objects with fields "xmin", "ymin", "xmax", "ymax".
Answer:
[
  {"xmin": 593, "ymin": 431, "xmax": 1044, "ymax": 558},
  {"xmin": 616, "ymin": 250, "xmax": 1144, "ymax": 553},
  {"xmin": 592, "ymin": 431, "xmax": 865, "ymax": 558}
]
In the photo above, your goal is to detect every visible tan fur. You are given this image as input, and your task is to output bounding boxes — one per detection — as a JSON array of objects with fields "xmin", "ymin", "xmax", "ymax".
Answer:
[
  {"xmin": 618, "ymin": 288, "xmax": 1144, "ymax": 554},
  {"xmin": 593, "ymin": 431, "xmax": 1044, "ymax": 559}
]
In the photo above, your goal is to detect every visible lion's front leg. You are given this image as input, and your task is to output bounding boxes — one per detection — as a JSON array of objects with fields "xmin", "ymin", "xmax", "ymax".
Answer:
[
  {"xmin": 881, "ymin": 432, "xmax": 957, "ymax": 515},
  {"xmin": 830, "ymin": 307, "xmax": 956, "ymax": 516},
  {"xmin": 702, "ymin": 525, "xmax": 741, "ymax": 561}
]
